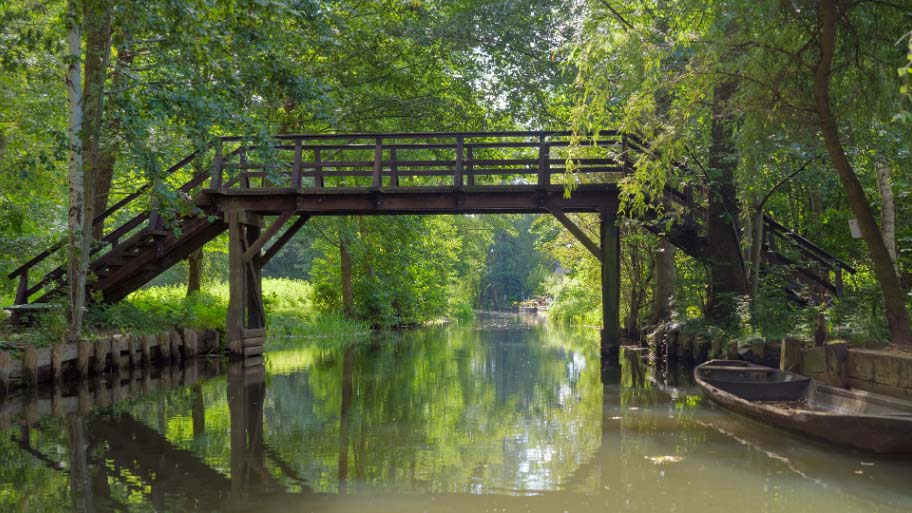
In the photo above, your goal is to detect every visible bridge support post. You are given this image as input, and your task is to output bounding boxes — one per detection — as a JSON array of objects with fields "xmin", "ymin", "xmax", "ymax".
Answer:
[
  {"xmin": 600, "ymin": 208, "xmax": 620, "ymax": 364},
  {"xmin": 227, "ymin": 210, "xmax": 266, "ymax": 357}
]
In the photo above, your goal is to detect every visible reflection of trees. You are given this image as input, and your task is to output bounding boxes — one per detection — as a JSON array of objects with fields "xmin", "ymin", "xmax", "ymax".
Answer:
[{"xmin": 258, "ymin": 323, "xmax": 603, "ymax": 494}]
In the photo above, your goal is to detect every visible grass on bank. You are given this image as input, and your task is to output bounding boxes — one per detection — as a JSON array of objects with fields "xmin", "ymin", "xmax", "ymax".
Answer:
[{"xmin": 2, "ymin": 278, "xmax": 369, "ymax": 348}]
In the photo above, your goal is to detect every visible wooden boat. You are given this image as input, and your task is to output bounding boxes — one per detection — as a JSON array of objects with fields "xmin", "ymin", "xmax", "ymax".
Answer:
[{"xmin": 695, "ymin": 359, "xmax": 912, "ymax": 453}]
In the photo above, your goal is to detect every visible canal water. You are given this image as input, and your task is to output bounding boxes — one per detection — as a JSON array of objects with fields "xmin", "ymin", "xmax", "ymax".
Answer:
[{"xmin": 1, "ymin": 312, "xmax": 911, "ymax": 512}]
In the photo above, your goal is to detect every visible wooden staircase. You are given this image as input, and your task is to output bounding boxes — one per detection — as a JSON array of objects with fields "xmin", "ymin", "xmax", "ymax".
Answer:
[{"xmin": 6, "ymin": 152, "xmax": 226, "ymax": 321}]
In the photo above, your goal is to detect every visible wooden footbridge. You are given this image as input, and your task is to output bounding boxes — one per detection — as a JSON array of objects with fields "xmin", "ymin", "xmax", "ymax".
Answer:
[{"xmin": 7, "ymin": 131, "xmax": 854, "ymax": 358}]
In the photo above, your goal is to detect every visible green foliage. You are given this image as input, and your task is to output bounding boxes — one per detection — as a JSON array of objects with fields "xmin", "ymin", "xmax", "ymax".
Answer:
[{"xmin": 82, "ymin": 278, "xmax": 367, "ymax": 338}]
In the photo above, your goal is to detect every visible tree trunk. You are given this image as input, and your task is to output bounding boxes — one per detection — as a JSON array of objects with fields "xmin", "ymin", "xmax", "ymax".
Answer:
[
  {"xmin": 187, "ymin": 249, "xmax": 203, "ymax": 295},
  {"xmin": 92, "ymin": 50, "xmax": 134, "ymax": 239},
  {"xmin": 876, "ymin": 159, "xmax": 898, "ymax": 277},
  {"xmin": 650, "ymin": 235, "xmax": 676, "ymax": 324},
  {"xmin": 706, "ymin": 79, "xmax": 748, "ymax": 325},
  {"xmin": 749, "ymin": 210, "xmax": 764, "ymax": 299},
  {"xmin": 815, "ymin": 0, "xmax": 911, "ymax": 345},
  {"xmin": 81, "ymin": 0, "xmax": 112, "ymax": 242},
  {"xmin": 649, "ymin": 2, "xmax": 677, "ymax": 325},
  {"xmin": 340, "ymin": 238, "xmax": 354, "ymax": 318},
  {"xmin": 66, "ymin": 0, "xmax": 87, "ymax": 341}
]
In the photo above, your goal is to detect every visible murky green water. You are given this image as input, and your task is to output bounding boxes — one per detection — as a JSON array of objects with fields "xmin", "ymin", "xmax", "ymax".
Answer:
[{"xmin": 1, "ymin": 312, "xmax": 911, "ymax": 512}]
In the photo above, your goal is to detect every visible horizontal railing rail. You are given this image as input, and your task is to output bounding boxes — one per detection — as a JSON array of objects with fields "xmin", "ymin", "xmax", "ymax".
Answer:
[{"xmin": 209, "ymin": 132, "xmax": 633, "ymax": 192}]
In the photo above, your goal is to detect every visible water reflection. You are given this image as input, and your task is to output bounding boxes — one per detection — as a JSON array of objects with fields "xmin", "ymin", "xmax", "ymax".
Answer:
[{"xmin": 1, "ymin": 314, "xmax": 911, "ymax": 512}]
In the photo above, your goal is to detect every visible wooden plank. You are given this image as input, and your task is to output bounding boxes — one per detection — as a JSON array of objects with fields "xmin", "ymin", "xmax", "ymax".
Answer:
[
  {"xmin": 243, "ymin": 328, "xmax": 266, "ymax": 338},
  {"xmin": 242, "ymin": 345, "xmax": 264, "ymax": 357},
  {"xmin": 242, "ymin": 337, "xmax": 265, "ymax": 348},
  {"xmin": 77, "ymin": 340, "xmax": 92, "ymax": 377}
]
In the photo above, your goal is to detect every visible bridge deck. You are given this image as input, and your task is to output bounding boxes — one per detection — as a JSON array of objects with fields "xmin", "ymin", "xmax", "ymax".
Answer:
[{"xmin": 202, "ymin": 184, "xmax": 619, "ymax": 215}]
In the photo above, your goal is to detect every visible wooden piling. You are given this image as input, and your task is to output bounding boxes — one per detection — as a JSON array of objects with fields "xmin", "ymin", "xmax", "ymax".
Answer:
[
  {"xmin": 111, "ymin": 335, "xmax": 125, "ymax": 371},
  {"xmin": 50, "ymin": 344, "xmax": 64, "ymax": 384},
  {"xmin": 94, "ymin": 338, "xmax": 110, "ymax": 374},
  {"xmin": 204, "ymin": 329, "xmax": 220, "ymax": 353},
  {"xmin": 170, "ymin": 330, "xmax": 183, "ymax": 361},
  {"xmin": 126, "ymin": 335, "xmax": 138, "ymax": 368},
  {"xmin": 141, "ymin": 334, "xmax": 154, "ymax": 365},
  {"xmin": 158, "ymin": 332, "xmax": 172, "ymax": 362},
  {"xmin": 780, "ymin": 338, "xmax": 803, "ymax": 373},
  {"xmin": 23, "ymin": 346, "xmax": 38, "ymax": 387},
  {"xmin": 77, "ymin": 340, "xmax": 92, "ymax": 378},
  {"xmin": 182, "ymin": 328, "xmax": 198, "ymax": 357}
]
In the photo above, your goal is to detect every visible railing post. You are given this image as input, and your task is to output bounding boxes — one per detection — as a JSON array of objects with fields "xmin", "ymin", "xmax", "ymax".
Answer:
[
  {"xmin": 211, "ymin": 140, "xmax": 224, "ymax": 191},
  {"xmin": 291, "ymin": 139, "xmax": 302, "ymax": 190},
  {"xmin": 835, "ymin": 264, "xmax": 844, "ymax": 297},
  {"xmin": 240, "ymin": 147, "xmax": 250, "ymax": 189},
  {"xmin": 454, "ymin": 136, "xmax": 464, "ymax": 187},
  {"xmin": 390, "ymin": 146, "xmax": 399, "ymax": 187},
  {"xmin": 14, "ymin": 270, "xmax": 28, "ymax": 306},
  {"xmin": 314, "ymin": 148, "xmax": 323, "ymax": 188},
  {"xmin": 466, "ymin": 146, "xmax": 474, "ymax": 186},
  {"xmin": 537, "ymin": 136, "xmax": 550, "ymax": 187},
  {"xmin": 373, "ymin": 137, "xmax": 383, "ymax": 188}
]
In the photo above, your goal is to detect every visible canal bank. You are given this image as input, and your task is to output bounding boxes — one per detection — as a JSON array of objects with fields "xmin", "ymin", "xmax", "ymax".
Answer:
[{"xmin": 644, "ymin": 321, "xmax": 912, "ymax": 401}]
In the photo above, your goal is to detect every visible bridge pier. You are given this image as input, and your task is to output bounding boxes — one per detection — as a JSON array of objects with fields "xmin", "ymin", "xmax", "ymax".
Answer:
[
  {"xmin": 600, "ymin": 208, "xmax": 620, "ymax": 364},
  {"xmin": 227, "ymin": 209, "xmax": 309, "ymax": 357}
]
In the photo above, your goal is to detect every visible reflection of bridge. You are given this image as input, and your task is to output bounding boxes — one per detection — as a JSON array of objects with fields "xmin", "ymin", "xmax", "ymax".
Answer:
[{"xmin": 9, "ymin": 132, "xmax": 853, "ymax": 359}]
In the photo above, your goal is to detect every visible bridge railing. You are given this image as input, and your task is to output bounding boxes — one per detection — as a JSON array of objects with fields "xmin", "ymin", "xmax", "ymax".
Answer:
[{"xmin": 209, "ymin": 131, "xmax": 634, "ymax": 191}]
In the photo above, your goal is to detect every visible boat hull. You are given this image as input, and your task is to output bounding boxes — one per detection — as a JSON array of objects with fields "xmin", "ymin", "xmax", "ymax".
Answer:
[{"xmin": 695, "ymin": 360, "xmax": 912, "ymax": 453}]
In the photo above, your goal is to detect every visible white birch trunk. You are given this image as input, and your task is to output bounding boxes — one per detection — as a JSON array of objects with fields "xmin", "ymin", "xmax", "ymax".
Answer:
[
  {"xmin": 66, "ymin": 0, "xmax": 87, "ymax": 341},
  {"xmin": 876, "ymin": 159, "xmax": 898, "ymax": 278}
]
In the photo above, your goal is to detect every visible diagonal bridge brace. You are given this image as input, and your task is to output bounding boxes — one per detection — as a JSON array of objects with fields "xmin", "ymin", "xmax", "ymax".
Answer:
[{"xmin": 548, "ymin": 207, "xmax": 601, "ymax": 260}]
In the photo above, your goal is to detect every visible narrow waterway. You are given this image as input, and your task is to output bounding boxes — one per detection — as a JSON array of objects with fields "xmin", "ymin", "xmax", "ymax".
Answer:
[{"xmin": 1, "ymin": 312, "xmax": 910, "ymax": 512}]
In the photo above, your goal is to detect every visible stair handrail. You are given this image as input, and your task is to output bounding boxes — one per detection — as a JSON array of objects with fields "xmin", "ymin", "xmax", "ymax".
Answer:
[
  {"xmin": 8, "ymin": 149, "xmax": 211, "ymax": 306},
  {"xmin": 620, "ymin": 134, "xmax": 855, "ymax": 278}
]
